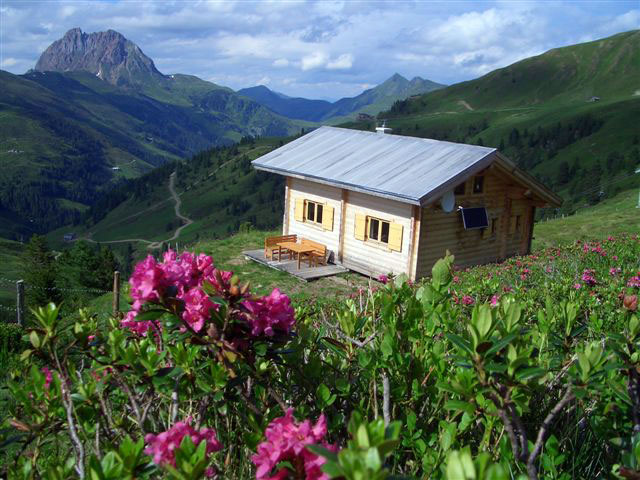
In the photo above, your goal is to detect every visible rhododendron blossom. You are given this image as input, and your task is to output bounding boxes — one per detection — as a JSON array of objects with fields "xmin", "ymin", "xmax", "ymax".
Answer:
[
  {"xmin": 243, "ymin": 288, "xmax": 295, "ymax": 336},
  {"xmin": 628, "ymin": 276, "xmax": 640, "ymax": 288},
  {"xmin": 41, "ymin": 367, "xmax": 53, "ymax": 391},
  {"xmin": 180, "ymin": 287, "xmax": 215, "ymax": 332},
  {"xmin": 490, "ymin": 295, "xmax": 500, "ymax": 307},
  {"xmin": 462, "ymin": 295, "xmax": 475, "ymax": 306},
  {"xmin": 145, "ymin": 420, "xmax": 222, "ymax": 472},
  {"xmin": 252, "ymin": 408, "xmax": 336, "ymax": 480},
  {"xmin": 581, "ymin": 269, "xmax": 597, "ymax": 286}
]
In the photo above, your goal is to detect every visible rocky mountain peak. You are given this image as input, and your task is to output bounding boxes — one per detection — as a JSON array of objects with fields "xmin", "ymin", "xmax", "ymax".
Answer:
[{"xmin": 34, "ymin": 28, "xmax": 164, "ymax": 88}]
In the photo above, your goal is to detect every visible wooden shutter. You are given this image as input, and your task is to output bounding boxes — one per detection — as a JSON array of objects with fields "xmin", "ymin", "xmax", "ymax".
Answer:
[
  {"xmin": 294, "ymin": 198, "xmax": 304, "ymax": 222},
  {"xmin": 509, "ymin": 215, "xmax": 516, "ymax": 234},
  {"xmin": 322, "ymin": 205, "xmax": 334, "ymax": 231},
  {"xmin": 388, "ymin": 222, "xmax": 403, "ymax": 252},
  {"xmin": 354, "ymin": 214, "xmax": 366, "ymax": 240}
]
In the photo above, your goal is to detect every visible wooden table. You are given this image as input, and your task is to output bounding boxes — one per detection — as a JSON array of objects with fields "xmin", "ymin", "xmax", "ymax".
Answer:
[{"xmin": 277, "ymin": 241, "xmax": 315, "ymax": 269}]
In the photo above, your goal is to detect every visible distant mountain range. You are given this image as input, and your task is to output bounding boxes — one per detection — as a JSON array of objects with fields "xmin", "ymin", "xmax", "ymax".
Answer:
[
  {"xmin": 238, "ymin": 73, "xmax": 445, "ymax": 122},
  {"xmin": 0, "ymin": 28, "xmax": 444, "ymax": 238}
]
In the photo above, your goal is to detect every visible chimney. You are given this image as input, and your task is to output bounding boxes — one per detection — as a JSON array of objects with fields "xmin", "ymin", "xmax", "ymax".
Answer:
[{"xmin": 375, "ymin": 120, "xmax": 392, "ymax": 134}]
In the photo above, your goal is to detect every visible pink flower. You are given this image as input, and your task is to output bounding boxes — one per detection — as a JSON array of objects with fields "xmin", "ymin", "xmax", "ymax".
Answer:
[
  {"xmin": 252, "ymin": 408, "xmax": 336, "ymax": 480},
  {"xmin": 628, "ymin": 276, "xmax": 640, "ymax": 288},
  {"xmin": 42, "ymin": 367, "xmax": 53, "ymax": 391},
  {"xmin": 378, "ymin": 274, "xmax": 389, "ymax": 284},
  {"xmin": 573, "ymin": 283, "xmax": 582, "ymax": 290},
  {"xmin": 204, "ymin": 268, "xmax": 234, "ymax": 294},
  {"xmin": 121, "ymin": 310, "xmax": 158, "ymax": 336},
  {"xmin": 145, "ymin": 420, "xmax": 222, "ymax": 472},
  {"xmin": 453, "ymin": 276, "xmax": 460, "ymax": 284},
  {"xmin": 581, "ymin": 269, "xmax": 597, "ymax": 286},
  {"xmin": 242, "ymin": 288, "xmax": 295, "ymax": 337},
  {"xmin": 610, "ymin": 267, "xmax": 622, "ymax": 277},
  {"xmin": 179, "ymin": 287, "xmax": 215, "ymax": 332},
  {"xmin": 490, "ymin": 295, "xmax": 500, "ymax": 307},
  {"xmin": 462, "ymin": 295, "xmax": 475, "ymax": 306}
]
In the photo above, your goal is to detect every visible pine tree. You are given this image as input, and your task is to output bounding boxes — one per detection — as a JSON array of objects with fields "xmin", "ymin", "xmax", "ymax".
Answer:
[{"xmin": 23, "ymin": 235, "xmax": 60, "ymax": 307}]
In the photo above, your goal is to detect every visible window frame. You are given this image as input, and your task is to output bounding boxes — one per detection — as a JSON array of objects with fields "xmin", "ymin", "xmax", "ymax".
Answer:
[
  {"xmin": 304, "ymin": 200, "xmax": 324, "ymax": 227},
  {"xmin": 472, "ymin": 176, "xmax": 484, "ymax": 194},
  {"xmin": 366, "ymin": 215, "xmax": 391, "ymax": 245}
]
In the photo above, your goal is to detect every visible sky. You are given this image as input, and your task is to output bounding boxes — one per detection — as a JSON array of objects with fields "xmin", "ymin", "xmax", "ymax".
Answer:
[{"xmin": 0, "ymin": 0, "xmax": 638, "ymax": 100}]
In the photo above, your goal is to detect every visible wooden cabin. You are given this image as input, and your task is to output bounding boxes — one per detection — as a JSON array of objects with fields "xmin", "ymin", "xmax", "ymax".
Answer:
[{"xmin": 252, "ymin": 126, "xmax": 562, "ymax": 281}]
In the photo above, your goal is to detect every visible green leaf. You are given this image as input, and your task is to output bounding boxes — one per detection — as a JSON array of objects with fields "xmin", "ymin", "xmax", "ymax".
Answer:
[
  {"xmin": 307, "ymin": 444, "xmax": 339, "ymax": 462},
  {"xmin": 485, "ymin": 332, "xmax": 518, "ymax": 356},
  {"xmin": 515, "ymin": 367, "xmax": 546, "ymax": 382},
  {"xmin": 135, "ymin": 309, "xmax": 166, "ymax": 321},
  {"xmin": 445, "ymin": 333, "xmax": 473, "ymax": 356}
]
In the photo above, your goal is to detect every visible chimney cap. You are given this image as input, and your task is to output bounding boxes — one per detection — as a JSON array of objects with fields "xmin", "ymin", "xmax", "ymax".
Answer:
[{"xmin": 375, "ymin": 119, "xmax": 392, "ymax": 134}]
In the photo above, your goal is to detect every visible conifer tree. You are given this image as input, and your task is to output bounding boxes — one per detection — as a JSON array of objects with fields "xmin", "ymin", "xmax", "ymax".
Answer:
[{"xmin": 23, "ymin": 235, "xmax": 60, "ymax": 307}]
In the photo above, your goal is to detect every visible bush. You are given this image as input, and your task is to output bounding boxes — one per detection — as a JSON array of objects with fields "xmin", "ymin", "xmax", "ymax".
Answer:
[
  {"xmin": 1, "ymin": 236, "xmax": 640, "ymax": 479},
  {"xmin": 0, "ymin": 323, "xmax": 25, "ymax": 354}
]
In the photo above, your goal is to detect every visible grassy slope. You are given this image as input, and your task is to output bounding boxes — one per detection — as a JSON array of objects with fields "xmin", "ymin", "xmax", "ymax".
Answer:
[
  {"xmin": 0, "ymin": 239, "xmax": 23, "ymax": 320},
  {"xmin": 46, "ymin": 138, "xmax": 287, "ymax": 250},
  {"xmin": 532, "ymin": 188, "xmax": 640, "ymax": 249}
]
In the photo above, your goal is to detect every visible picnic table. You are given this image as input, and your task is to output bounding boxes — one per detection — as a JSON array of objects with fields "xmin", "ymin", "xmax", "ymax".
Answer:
[{"xmin": 277, "ymin": 241, "xmax": 315, "ymax": 269}]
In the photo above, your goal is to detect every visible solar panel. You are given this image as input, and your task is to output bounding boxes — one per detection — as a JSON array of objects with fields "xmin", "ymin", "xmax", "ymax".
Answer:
[{"xmin": 460, "ymin": 207, "xmax": 488, "ymax": 230}]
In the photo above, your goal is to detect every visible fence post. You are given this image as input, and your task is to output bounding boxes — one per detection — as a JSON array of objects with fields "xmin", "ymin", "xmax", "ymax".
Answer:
[
  {"xmin": 112, "ymin": 271, "xmax": 120, "ymax": 317},
  {"xmin": 16, "ymin": 280, "xmax": 25, "ymax": 326}
]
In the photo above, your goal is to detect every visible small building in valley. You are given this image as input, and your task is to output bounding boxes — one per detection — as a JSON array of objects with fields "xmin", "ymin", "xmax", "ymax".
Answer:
[{"xmin": 252, "ymin": 126, "xmax": 562, "ymax": 281}]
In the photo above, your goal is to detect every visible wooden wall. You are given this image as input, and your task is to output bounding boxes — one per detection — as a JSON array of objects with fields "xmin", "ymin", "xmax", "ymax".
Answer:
[
  {"xmin": 415, "ymin": 169, "xmax": 535, "ymax": 278},
  {"xmin": 341, "ymin": 191, "xmax": 413, "ymax": 278},
  {"xmin": 286, "ymin": 178, "xmax": 343, "ymax": 258}
]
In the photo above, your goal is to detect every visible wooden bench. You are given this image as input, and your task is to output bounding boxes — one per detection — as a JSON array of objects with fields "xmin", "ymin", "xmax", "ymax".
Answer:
[
  {"xmin": 265, "ymin": 234, "xmax": 297, "ymax": 260},
  {"xmin": 300, "ymin": 239, "xmax": 327, "ymax": 267}
]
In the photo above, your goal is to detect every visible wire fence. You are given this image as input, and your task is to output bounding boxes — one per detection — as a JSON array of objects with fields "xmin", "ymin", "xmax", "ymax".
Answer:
[{"xmin": 0, "ymin": 274, "xmax": 119, "ymax": 325}]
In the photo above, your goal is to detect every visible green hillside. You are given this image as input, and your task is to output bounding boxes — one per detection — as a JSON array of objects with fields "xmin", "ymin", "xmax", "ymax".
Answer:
[
  {"xmin": 0, "ymin": 70, "xmax": 301, "ymax": 239},
  {"xmin": 351, "ymin": 30, "xmax": 640, "ymax": 211},
  {"xmin": 47, "ymin": 138, "xmax": 288, "ymax": 251}
]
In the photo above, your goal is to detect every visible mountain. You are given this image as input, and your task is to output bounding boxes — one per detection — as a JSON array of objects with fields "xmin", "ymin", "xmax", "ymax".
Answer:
[
  {"xmin": 34, "ymin": 28, "xmax": 164, "ymax": 88},
  {"xmin": 0, "ymin": 29, "xmax": 301, "ymax": 239},
  {"xmin": 348, "ymin": 30, "xmax": 640, "ymax": 212},
  {"xmin": 238, "ymin": 85, "xmax": 333, "ymax": 122},
  {"xmin": 238, "ymin": 74, "xmax": 445, "ymax": 122}
]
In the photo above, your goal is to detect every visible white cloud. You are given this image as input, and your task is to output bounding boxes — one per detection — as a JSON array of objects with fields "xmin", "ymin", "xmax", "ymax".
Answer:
[
  {"xmin": 327, "ymin": 53, "xmax": 353, "ymax": 70},
  {"xmin": 1, "ymin": 57, "xmax": 18, "ymax": 68},
  {"xmin": 301, "ymin": 51, "xmax": 329, "ymax": 71},
  {"xmin": 0, "ymin": 0, "xmax": 636, "ymax": 99}
]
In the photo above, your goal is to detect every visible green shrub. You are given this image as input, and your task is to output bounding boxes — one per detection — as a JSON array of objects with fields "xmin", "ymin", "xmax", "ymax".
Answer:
[{"xmin": 0, "ymin": 323, "xmax": 25, "ymax": 354}]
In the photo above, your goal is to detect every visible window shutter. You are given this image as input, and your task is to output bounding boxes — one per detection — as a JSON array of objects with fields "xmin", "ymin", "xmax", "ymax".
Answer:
[
  {"xmin": 354, "ymin": 214, "xmax": 366, "ymax": 240},
  {"xmin": 322, "ymin": 205, "xmax": 334, "ymax": 231},
  {"xmin": 294, "ymin": 198, "xmax": 304, "ymax": 222},
  {"xmin": 509, "ymin": 215, "xmax": 516, "ymax": 234},
  {"xmin": 388, "ymin": 223, "xmax": 403, "ymax": 252}
]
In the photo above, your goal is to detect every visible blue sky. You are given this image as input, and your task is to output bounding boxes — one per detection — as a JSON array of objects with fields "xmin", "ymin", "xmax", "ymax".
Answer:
[{"xmin": 1, "ymin": 0, "xmax": 638, "ymax": 100}]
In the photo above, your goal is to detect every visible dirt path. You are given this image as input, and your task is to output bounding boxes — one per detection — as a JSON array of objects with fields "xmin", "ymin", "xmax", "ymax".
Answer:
[
  {"xmin": 80, "ymin": 171, "xmax": 194, "ymax": 249},
  {"xmin": 457, "ymin": 100, "xmax": 474, "ymax": 111}
]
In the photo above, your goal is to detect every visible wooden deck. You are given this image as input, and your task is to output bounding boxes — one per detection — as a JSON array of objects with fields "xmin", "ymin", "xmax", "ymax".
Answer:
[{"xmin": 243, "ymin": 250, "xmax": 348, "ymax": 281}]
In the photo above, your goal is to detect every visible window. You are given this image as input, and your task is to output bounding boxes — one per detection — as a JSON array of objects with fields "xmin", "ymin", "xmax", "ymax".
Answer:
[
  {"xmin": 454, "ymin": 182, "xmax": 466, "ymax": 195},
  {"xmin": 305, "ymin": 200, "xmax": 323, "ymax": 226},
  {"xmin": 368, "ymin": 217, "xmax": 390, "ymax": 244},
  {"xmin": 472, "ymin": 176, "xmax": 484, "ymax": 194}
]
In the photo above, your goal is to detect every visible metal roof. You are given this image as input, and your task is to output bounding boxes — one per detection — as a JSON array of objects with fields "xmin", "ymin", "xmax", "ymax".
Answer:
[{"xmin": 252, "ymin": 126, "xmax": 559, "ymax": 206}]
